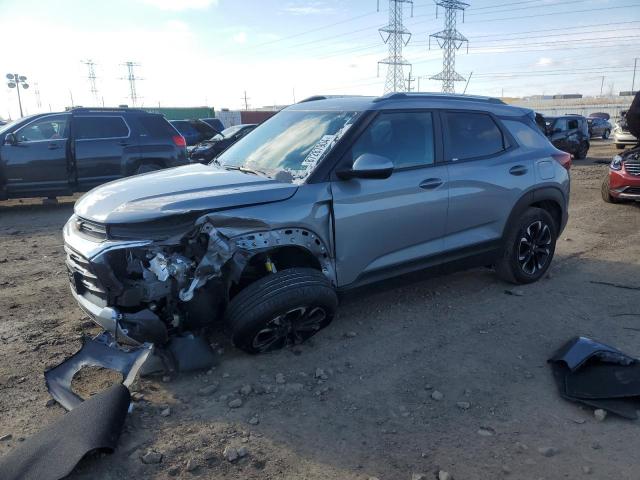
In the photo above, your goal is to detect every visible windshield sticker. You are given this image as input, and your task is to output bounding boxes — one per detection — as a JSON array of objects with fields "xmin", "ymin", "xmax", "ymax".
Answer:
[{"xmin": 302, "ymin": 134, "xmax": 335, "ymax": 168}]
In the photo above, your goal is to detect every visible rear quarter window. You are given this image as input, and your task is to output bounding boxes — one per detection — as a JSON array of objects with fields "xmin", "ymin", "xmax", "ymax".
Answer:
[
  {"xmin": 444, "ymin": 111, "xmax": 505, "ymax": 160},
  {"xmin": 502, "ymin": 119, "xmax": 551, "ymax": 149},
  {"xmin": 138, "ymin": 115, "xmax": 177, "ymax": 137}
]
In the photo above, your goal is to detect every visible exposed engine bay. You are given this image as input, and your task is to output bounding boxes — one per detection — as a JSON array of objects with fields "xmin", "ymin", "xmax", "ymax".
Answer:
[{"xmin": 65, "ymin": 213, "xmax": 335, "ymax": 347}]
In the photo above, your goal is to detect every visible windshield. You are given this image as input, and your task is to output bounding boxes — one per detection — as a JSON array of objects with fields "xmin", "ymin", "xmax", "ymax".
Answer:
[
  {"xmin": 209, "ymin": 125, "xmax": 243, "ymax": 141},
  {"xmin": 216, "ymin": 110, "xmax": 361, "ymax": 183},
  {"xmin": 0, "ymin": 119, "xmax": 20, "ymax": 135}
]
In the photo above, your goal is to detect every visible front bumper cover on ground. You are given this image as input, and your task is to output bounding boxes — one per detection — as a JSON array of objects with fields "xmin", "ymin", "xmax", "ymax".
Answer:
[{"xmin": 44, "ymin": 332, "xmax": 153, "ymax": 411}]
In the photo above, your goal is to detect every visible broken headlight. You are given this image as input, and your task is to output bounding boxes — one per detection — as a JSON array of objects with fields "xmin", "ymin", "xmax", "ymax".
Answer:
[{"xmin": 610, "ymin": 155, "xmax": 623, "ymax": 171}]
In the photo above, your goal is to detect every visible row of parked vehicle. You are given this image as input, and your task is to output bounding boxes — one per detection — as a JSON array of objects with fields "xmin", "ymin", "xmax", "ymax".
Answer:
[{"xmin": 0, "ymin": 109, "xmax": 255, "ymax": 200}]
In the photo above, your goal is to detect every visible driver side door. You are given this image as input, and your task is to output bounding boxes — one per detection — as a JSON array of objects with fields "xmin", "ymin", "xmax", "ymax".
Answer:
[
  {"xmin": 330, "ymin": 110, "xmax": 449, "ymax": 287},
  {"xmin": 2, "ymin": 114, "xmax": 71, "ymax": 196}
]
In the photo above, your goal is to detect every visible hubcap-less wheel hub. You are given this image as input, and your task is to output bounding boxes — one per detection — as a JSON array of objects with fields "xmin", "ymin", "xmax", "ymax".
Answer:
[
  {"xmin": 517, "ymin": 220, "xmax": 552, "ymax": 275},
  {"xmin": 252, "ymin": 306, "xmax": 327, "ymax": 352}
]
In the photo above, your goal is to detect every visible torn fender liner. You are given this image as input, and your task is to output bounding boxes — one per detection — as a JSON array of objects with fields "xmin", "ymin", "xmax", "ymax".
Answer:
[
  {"xmin": 45, "ymin": 332, "xmax": 153, "ymax": 411},
  {"xmin": 0, "ymin": 384, "xmax": 130, "ymax": 480},
  {"xmin": 549, "ymin": 336, "xmax": 636, "ymax": 372},
  {"xmin": 549, "ymin": 337, "xmax": 640, "ymax": 419}
]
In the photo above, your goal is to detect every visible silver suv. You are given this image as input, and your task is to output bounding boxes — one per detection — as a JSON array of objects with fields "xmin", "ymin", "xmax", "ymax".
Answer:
[{"xmin": 63, "ymin": 93, "xmax": 570, "ymax": 354}]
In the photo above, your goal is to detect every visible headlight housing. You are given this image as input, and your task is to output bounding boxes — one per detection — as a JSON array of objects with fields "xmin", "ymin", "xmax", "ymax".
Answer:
[{"xmin": 610, "ymin": 155, "xmax": 623, "ymax": 171}]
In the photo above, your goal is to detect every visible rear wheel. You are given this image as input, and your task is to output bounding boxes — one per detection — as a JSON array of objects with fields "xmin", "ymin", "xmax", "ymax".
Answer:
[
  {"xmin": 575, "ymin": 141, "xmax": 589, "ymax": 159},
  {"xmin": 224, "ymin": 268, "xmax": 338, "ymax": 354},
  {"xmin": 601, "ymin": 175, "xmax": 620, "ymax": 204},
  {"xmin": 496, "ymin": 207, "xmax": 557, "ymax": 284}
]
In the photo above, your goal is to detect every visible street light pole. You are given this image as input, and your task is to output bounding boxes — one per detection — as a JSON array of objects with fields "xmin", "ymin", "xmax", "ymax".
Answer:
[
  {"xmin": 633, "ymin": 57, "xmax": 638, "ymax": 93},
  {"xmin": 6, "ymin": 73, "xmax": 29, "ymax": 118}
]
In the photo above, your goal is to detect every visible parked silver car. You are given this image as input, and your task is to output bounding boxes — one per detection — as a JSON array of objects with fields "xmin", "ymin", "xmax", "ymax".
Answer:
[{"xmin": 63, "ymin": 93, "xmax": 570, "ymax": 354}]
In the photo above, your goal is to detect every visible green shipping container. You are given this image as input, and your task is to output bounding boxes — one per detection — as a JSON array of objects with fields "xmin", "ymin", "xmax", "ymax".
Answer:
[{"xmin": 143, "ymin": 107, "xmax": 216, "ymax": 120}]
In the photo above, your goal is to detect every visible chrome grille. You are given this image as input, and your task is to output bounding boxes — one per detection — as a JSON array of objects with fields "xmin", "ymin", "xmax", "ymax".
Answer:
[
  {"xmin": 76, "ymin": 218, "xmax": 108, "ymax": 240},
  {"xmin": 64, "ymin": 245, "xmax": 107, "ymax": 300},
  {"xmin": 625, "ymin": 160, "xmax": 640, "ymax": 176}
]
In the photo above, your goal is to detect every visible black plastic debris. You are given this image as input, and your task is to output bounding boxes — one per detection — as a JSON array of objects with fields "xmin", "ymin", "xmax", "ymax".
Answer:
[
  {"xmin": 549, "ymin": 336, "xmax": 640, "ymax": 419},
  {"xmin": 0, "ymin": 384, "xmax": 130, "ymax": 480},
  {"xmin": 141, "ymin": 333, "xmax": 218, "ymax": 375},
  {"xmin": 45, "ymin": 332, "xmax": 153, "ymax": 411}
]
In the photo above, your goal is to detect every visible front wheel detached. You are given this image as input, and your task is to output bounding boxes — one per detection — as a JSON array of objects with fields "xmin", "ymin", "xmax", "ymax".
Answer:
[{"xmin": 224, "ymin": 268, "xmax": 338, "ymax": 354}]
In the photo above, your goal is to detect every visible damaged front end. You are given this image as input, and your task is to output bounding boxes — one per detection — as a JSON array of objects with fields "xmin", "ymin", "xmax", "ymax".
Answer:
[
  {"xmin": 64, "ymin": 216, "xmax": 242, "ymax": 346},
  {"xmin": 63, "ymin": 213, "xmax": 335, "ymax": 347}
]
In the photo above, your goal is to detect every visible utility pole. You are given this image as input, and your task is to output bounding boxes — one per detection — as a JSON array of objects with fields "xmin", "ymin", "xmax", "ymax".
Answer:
[
  {"xmin": 377, "ymin": 0, "xmax": 414, "ymax": 94},
  {"xmin": 633, "ymin": 57, "xmax": 638, "ymax": 93},
  {"xmin": 6, "ymin": 73, "xmax": 29, "ymax": 118},
  {"xmin": 82, "ymin": 59, "xmax": 100, "ymax": 106},
  {"xmin": 429, "ymin": 0, "xmax": 469, "ymax": 94},
  {"xmin": 241, "ymin": 91, "xmax": 250, "ymax": 110},
  {"xmin": 406, "ymin": 71, "xmax": 415, "ymax": 92},
  {"xmin": 34, "ymin": 82, "xmax": 42, "ymax": 110},
  {"xmin": 121, "ymin": 61, "xmax": 141, "ymax": 107},
  {"xmin": 69, "ymin": 90, "xmax": 75, "ymax": 108},
  {"xmin": 600, "ymin": 76, "xmax": 605, "ymax": 96}
]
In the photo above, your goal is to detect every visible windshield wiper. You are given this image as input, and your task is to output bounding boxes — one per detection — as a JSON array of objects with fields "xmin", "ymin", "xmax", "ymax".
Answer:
[{"xmin": 223, "ymin": 164, "xmax": 270, "ymax": 177}]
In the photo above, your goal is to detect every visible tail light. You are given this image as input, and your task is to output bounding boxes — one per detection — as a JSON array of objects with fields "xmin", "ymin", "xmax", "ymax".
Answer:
[
  {"xmin": 552, "ymin": 151, "xmax": 571, "ymax": 170},
  {"xmin": 172, "ymin": 135, "xmax": 186, "ymax": 147}
]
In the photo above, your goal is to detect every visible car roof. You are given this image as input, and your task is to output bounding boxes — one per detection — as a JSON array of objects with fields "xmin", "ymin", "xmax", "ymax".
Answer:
[{"xmin": 285, "ymin": 93, "xmax": 531, "ymax": 117}]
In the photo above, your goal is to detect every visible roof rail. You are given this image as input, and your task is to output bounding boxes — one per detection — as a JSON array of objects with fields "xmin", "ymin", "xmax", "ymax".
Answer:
[
  {"xmin": 70, "ymin": 107, "xmax": 146, "ymax": 113},
  {"xmin": 297, "ymin": 94, "xmax": 367, "ymax": 104},
  {"xmin": 373, "ymin": 92, "xmax": 505, "ymax": 105}
]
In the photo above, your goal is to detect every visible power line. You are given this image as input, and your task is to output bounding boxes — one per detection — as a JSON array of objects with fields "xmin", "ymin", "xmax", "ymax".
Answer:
[
  {"xmin": 121, "ymin": 61, "xmax": 141, "ymax": 107},
  {"xmin": 429, "ymin": 0, "xmax": 469, "ymax": 93},
  {"xmin": 378, "ymin": 0, "xmax": 414, "ymax": 93},
  {"xmin": 81, "ymin": 59, "xmax": 99, "ymax": 106}
]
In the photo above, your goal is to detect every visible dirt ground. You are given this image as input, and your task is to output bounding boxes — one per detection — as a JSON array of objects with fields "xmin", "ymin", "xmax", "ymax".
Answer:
[{"xmin": 0, "ymin": 141, "xmax": 639, "ymax": 479}]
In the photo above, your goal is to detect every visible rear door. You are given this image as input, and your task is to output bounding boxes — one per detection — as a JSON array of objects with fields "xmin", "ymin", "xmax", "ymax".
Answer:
[
  {"xmin": 72, "ymin": 115, "xmax": 137, "ymax": 190},
  {"xmin": 443, "ymin": 110, "xmax": 532, "ymax": 254},
  {"xmin": 331, "ymin": 110, "xmax": 449, "ymax": 286},
  {"xmin": 2, "ymin": 114, "xmax": 71, "ymax": 196}
]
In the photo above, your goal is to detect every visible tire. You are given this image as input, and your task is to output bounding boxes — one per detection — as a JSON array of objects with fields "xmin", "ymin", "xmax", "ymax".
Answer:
[
  {"xmin": 495, "ymin": 207, "xmax": 557, "ymax": 285},
  {"xmin": 575, "ymin": 142, "xmax": 589, "ymax": 159},
  {"xmin": 616, "ymin": 144, "xmax": 625, "ymax": 150},
  {"xmin": 602, "ymin": 129, "xmax": 610, "ymax": 140},
  {"xmin": 135, "ymin": 163, "xmax": 162, "ymax": 175},
  {"xmin": 601, "ymin": 175, "xmax": 620, "ymax": 204},
  {"xmin": 224, "ymin": 268, "xmax": 338, "ymax": 354}
]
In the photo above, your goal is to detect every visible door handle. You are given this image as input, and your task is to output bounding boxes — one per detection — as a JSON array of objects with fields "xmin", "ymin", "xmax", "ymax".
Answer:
[
  {"xmin": 118, "ymin": 141, "xmax": 131, "ymax": 146},
  {"xmin": 47, "ymin": 143, "xmax": 59, "ymax": 150},
  {"xmin": 509, "ymin": 165, "xmax": 528, "ymax": 176},
  {"xmin": 419, "ymin": 178, "xmax": 443, "ymax": 190}
]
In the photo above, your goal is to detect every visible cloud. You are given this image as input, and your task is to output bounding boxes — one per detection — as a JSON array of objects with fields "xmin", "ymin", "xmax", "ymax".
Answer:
[
  {"xmin": 141, "ymin": 0, "xmax": 218, "ymax": 11},
  {"xmin": 535, "ymin": 57, "xmax": 554, "ymax": 67},
  {"xmin": 232, "ymin": 31, "xmax": 247, "ymax": 44},
  {"xmin": 283, "ymin": 1, "xmax": 335, "ymax": 15}
]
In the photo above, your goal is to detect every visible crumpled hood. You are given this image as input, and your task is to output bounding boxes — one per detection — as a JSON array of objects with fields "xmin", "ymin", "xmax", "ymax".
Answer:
[{"xmin": 75, "ymin": 164, "xmax": 298, "ymax": 224}]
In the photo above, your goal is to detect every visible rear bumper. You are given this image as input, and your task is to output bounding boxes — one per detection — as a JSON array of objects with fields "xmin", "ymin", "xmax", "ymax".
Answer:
[{"xmin": 613, "ymin": 132, "xmax": 638, "ymax": 144}]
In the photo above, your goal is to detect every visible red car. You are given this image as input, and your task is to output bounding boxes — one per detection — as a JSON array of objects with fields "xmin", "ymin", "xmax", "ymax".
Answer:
[
  {"xmin": 602, "ymin": 91, "xmax": 640, "ymax": 203},
  {"xmin": 602, "ymin": 153, "xmax": 640, "ymax": 203}
]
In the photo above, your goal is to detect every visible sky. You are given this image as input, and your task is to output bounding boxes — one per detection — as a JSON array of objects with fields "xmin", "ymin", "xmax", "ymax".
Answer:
[{"xmin": 0, "ymin": 0, "xmax": 639, "ymax": 118}]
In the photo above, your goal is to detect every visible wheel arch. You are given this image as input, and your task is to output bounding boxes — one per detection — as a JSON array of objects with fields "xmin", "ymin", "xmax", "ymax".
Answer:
[{"xmin": 503, "ymin": 187, "xmax": 567, "ymax": 239}]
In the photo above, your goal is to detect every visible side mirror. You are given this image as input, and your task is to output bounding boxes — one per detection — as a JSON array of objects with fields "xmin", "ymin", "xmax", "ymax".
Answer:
[
  {"xmin": 337, "ymin": 153, "xmax": 394, "ymax": 180},
  {"xmin": 4, "ymin": 133, "xmax": 17, "ymax": 146}
]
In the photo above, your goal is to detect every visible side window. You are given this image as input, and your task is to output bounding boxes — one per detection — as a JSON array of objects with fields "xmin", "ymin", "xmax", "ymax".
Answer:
[
  {"xmin": 444, "ymin": 111, "xmax": 505, "ymax": 160},
  {"xmin": 138, "ymin": 115, "xmax": 176, "ymax": 137},
  {"xmin": 16, "ymin": 115, "xmax": 69, "ymax": 142},
  {"xmin": 75, "ymin": 117, "xmax": 129, "ymax": 140},
  {"xmin": 348, "ymin": 111, "xmax": 435, "ymax": 169},
  {"xmin": 554, "ymin": 118, "xmax": 568, "ymax": 132},
  {"xmin": 567, "ymin": 119, "xmax": 579, "ymax": 130}
]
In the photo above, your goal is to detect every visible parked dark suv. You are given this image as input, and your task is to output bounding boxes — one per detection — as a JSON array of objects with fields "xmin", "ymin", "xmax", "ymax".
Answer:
[
  {"xmin": 543, "ymin": 114, "xmax": 590, "ymax": 159},
  {"xmin": 0, "ymin": 108, "xmax": 188, "ymax": 200},
  {"xmin": 63, "ymin": 93, "xmax": 570, "ymax": 355},
  {"xmin": 189, "ymin": 124, "xmax": 257, "ymax": 164}
]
